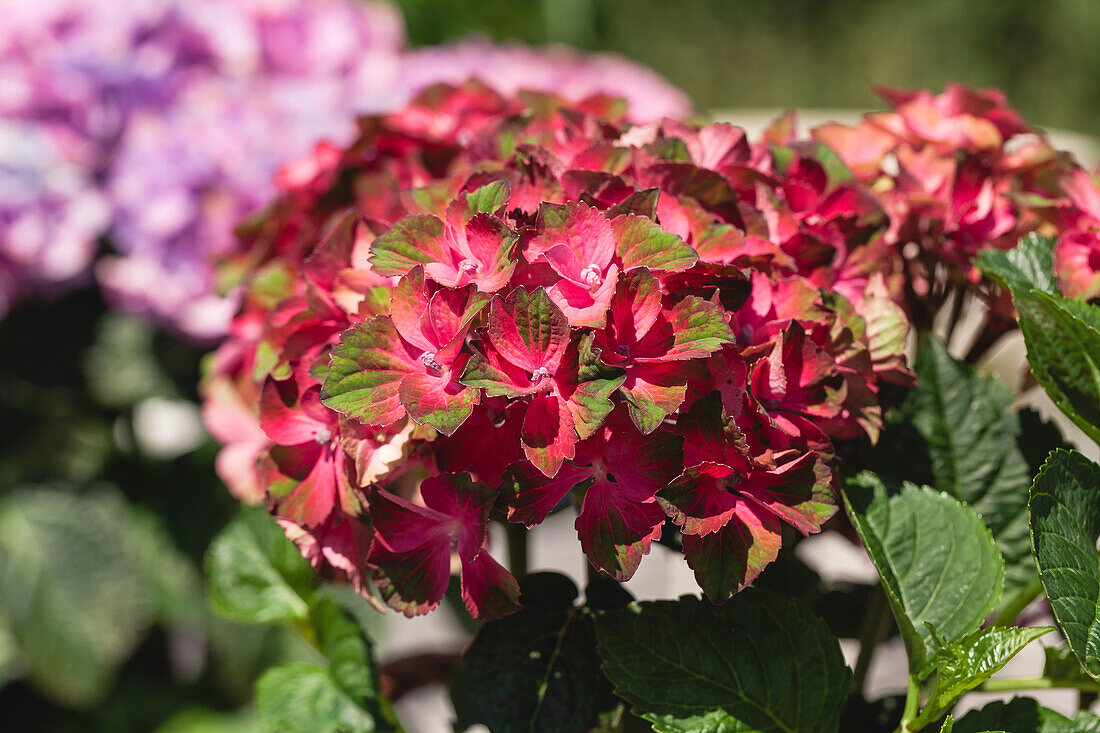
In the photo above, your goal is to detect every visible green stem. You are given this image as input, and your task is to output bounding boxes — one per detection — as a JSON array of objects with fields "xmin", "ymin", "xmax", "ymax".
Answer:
[
  {"xmin": 980, "ymin": 677, "xmax": 1100, "ymax": 693},
  {"xmin": 505, "ymin": 522, "xmax": 529, "ymax": 580},
  {"xmin": 896, "ymin": 675, "xmax": 922, "ymax": 733},
  {"xmin": 990, "ymin": 575, "xmax": 1043, "ymax": 627},
  {"xmin": 852, "ymin": 584, "xmax": 888, "ymax": 694}
]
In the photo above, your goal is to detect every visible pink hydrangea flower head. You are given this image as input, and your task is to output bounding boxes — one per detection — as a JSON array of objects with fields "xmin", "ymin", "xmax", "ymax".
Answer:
[{"xmin": 204, "ymin": 87, "xmax": 924, "ymax": 619}]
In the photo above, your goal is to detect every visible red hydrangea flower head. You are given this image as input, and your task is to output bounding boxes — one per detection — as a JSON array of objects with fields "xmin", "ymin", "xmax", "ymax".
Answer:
[{"xmin": 205, "ymin": 84, "xmax": 926, "ymax": 619}]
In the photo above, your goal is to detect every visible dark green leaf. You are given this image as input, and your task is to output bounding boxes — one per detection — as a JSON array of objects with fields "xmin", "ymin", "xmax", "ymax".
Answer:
[
  {"xmin": 955, "ymin": 698, "xmax": 1100, "ymax": 733},
  {"xmin": 1029, "ymin": 449, "xmax": 1100, "ymax": 678},
  {"xmin": 1014, "ymin": 291, "xmax": 1100, "ymax": 443},
  {"xmin": 905, "ymin": 335, "xmax": 1034, "ymax": 594},
  {"xmin": 843, "ymin": 476, "xmax": 1004, "ymax": 676},
  {"xmin": 596, "ymin": 589, "xmax": 850, "ymax": 733},
  {"xmin": 205, "ymin": 507, "xmax": 317, "ymax": 625},
  {"xmin": 462, "ymin": 572, "xmax": 617, "ymax": 733}
]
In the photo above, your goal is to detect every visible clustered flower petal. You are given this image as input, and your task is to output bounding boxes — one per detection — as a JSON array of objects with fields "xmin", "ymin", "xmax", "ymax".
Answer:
[{"xmin": 204, "ymin": 84, "xmax": 924, "ymax": 619}]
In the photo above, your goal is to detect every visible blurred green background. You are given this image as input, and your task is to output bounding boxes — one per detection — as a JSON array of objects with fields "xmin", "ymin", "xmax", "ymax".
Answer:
[
  {"xmin": 3, "ymin": 1, "xmax": 1099, "ymax": 730},
  {"xmin": 398, "ymin": 0, "xmax": 1100, "ymax": 136}
]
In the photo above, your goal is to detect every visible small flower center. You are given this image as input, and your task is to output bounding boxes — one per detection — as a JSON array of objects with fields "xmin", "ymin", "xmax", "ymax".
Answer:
[
  {"xmin": 724, "ymin": 471, "xmax": 744, "ymax": 492},
  {"xmin": 420, "ymin": 351, "xmax": 442, "ymax": 371},
  {"xmin": 580, "ymin": 264, "xmax": 602, "ymax": 290},
  {"xmin": 615, "ymin": 344, "xmax": 631, "ymax": 359},
  {"xmin": 530, "ymin": 366, "xmax": 552, "ymax": 385},
  {"xmin": 459, "ymin": 258, "xmax": 479, "ymax": 274},
  {"xmin": 314, "ymin": 427, "xmax": 333, "ymax": 445}
]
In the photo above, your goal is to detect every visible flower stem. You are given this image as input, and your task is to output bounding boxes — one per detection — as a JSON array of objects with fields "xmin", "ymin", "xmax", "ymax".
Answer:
[
  {"xmin": 896, "ymin": 674, "xmax": 922, "ymax": 733},
  {"xmin": 505, "ymin": 522, "xmax": 529, "ymax": 580},
  {"xmin": 852, "ymin": 584, "xmax": 888, "ymax": 694},
  {"xmin": 980, "ymin": 677, "xmax": 1100, "ymax": 693},
  {"xmin": 989, "ymin": 575, "xmax": 1043, "ymax": 627}
]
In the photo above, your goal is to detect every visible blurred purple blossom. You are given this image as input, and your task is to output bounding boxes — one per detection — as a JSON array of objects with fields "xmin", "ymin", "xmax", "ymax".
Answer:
[{"xmin": 0, "ymin": 0, "xmax": 692, "ymax": 339}]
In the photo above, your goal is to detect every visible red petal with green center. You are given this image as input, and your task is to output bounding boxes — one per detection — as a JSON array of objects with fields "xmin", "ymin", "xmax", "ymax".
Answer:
[
  {"xmin": 264, "ymin": 442, "xmax": 342, "ymax": 529},
  {"xmin": 398, "ymin": 355, "xmax": 480, "ymax": 437},
  {"xmin": 505, "ymin": 461, "xmax": 592, "ymax": 527},
  {"xmin": 433, "ymin": 400, "xmax": 525, "ymax": 487},
  {"xmin": 460, "ymin": 551, "xmax": 521, "ymax": 620},
  {"xmin": 635, "ymin": 295, "xmax": 735, "ymax": 362},
  {"xmin": 681, "ymin": 502, "xmax": 782, "ymax": 603},
  {"xmin": 370, "ymin": 534, "xmax": 452, "ymax": 617},
  {"xmin": 322, "ymin": 318, "xmax": 421, "ymax": 426},
  {"xmin": 658, "ymin": 462, "xmax": 742, "ymax": 536},
  {"xmin": 459, "ymin": 342, "xmax": 546, "ymax": 398},
  {"xmin": 575, "ymin": 478, "xmax": 665, "ymax": 581},
  {"xmin": 419, "ymin": 473, "xmax": 497, "ymax": 560},
  {"xmin": 600, "ymin": 267, "xmax": 663, "ymax": 358},
  {"xmin": 528, "ymin": 202, "xmax": 615, "ymax": 269},
  {"xmin": 619, "ymin": 361, "xmax": 689, "ymax": 434},
  {"xmin": 521, "ymin": 394, "xmax": 578, "ymax": 478},
  {"xmin": 739, "ymin": 452, "xmax": 836, "ymax": 535},
  {"xmin": 555, "ymin": 332, "xmax": 626, "ymax": 440},
  {"xmin": 389, "ymin": 268, "xmax": 435, "ymax": 354},
  {"xmin": 546, "ymin": 264, "xmax": 619, "ymax": 328},
  {"xmin": 260, "ymin": 379, "xmax": 331, "ymax": 446},
  {"xmin": 611, "ymin": 214, "xmax": 698, "ymax": 272},
  {"xmin": 487, "ymin": 286, "xmax": 571, "ymax": 374},
  {"xmin": 369, "ymin": 214, "xmax": 448, "ymax": 276}
]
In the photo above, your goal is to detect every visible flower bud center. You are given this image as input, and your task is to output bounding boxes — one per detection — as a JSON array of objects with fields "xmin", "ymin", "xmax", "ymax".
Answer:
[
  {"xmin": 530, "ymin": 366, "xmax": 552, "ymax": 385},
  {"xmin": 420, "ymin": 351, "xmax": 443, "ymax": 371},
  {"xmin": 580, "ymin": 264, "xmax": 602, "ymax": 289},
  {"xmin": 314, "ymin": 427, "xmax": 333, "ymax": 445},
  {"xmin": 459, "ymin": 258, "xmax": 479, "ymax": 274}
]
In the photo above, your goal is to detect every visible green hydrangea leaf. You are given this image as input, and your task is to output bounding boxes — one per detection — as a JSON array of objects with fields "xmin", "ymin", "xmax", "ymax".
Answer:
[
  {"xmin": 1030, "ymin": 449, "xmax": 1100, "ymax": 678},
  {"xmin": 1014, "ymin": 290, "xmax": 1100, "ymax": 443},
  {"xmin": 843, "ymin": 476, "xmax": 1004, "ymax": 677},
  {"xmin": 976, "ymin": 232, "xmax": 1058, "ymax": 296},
  {"xmin": 595, "ymin": 589, "xmax": 850, "ymax": 733},
  {"xmin": 461, "ymin": 572, "xmax": 618, "ymax": 733},
  {"xmin": 955, "ymin": 698, "xmax": 1100, "ymax": 733},
  {"xmin": 905, "ymin": 335, "xmax": 1034, "ymax": 595},
  {"xmin": 912, "ymin": 624, "xmax": 1052, "ymax": 729},
  {"xmin": 255, "ymin": 596, "xmax": 393, "ymax": 733},
  {"xmin": 205, "ymin": 507, "xmax": 317, "ymax": 625}
]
